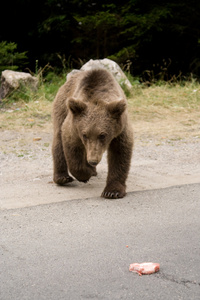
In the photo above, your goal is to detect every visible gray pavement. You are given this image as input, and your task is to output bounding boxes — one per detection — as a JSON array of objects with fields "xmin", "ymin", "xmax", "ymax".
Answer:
[{"xmin": 1, "ymin": 183, "xmax": 200, "ymax": 300}]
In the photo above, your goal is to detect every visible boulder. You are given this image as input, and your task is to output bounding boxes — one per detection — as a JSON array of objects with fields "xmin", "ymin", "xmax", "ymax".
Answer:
[
  {"xmin": 0, "ymin": 70, "xmax": 39, "ymax": 99},
  {"xmin": 67, "ymin": 58, "xmax": 132, "ymax": 89},
  {"xmin": 66, "ymin": 69, "xmax": 81, "ymax": 81}
]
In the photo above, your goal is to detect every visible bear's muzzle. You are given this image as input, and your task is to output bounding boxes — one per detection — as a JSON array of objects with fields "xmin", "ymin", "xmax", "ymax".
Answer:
[{"xmin": 88, "ymin": 160, "xmax": 98, "ymax": 166}]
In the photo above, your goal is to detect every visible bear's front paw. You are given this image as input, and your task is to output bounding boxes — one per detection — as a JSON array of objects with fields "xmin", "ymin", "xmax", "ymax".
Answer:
[
  {"xmin": 101, "ymin": 184, "xmax": 126, "ymax": 199},
  {"xmin": 54, "ymin": 174, "xmax": 74, "ymax": 185}
]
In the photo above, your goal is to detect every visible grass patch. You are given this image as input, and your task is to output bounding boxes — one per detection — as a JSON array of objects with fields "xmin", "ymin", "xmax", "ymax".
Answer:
[
  {"xmin": 3, "ymin": 72, "xmax": 67, "ymax": 104},
  {"xmin": 128, "ymin": 80, "xmax": 200, "ymax": 120},
  {"xmin": 0, "ymin": 99, "xmax": 52, "ymax": 130},
  {"xmin": 127, "ymin": 80, "xmax": 200, "ymax": 140},
  {"xmin": 0, "ymin": 72, "xmax": 200, "ymax": 140},
  {"xmin": 0, "ymin": 72, "xmax": 66, "ymax": 130}
]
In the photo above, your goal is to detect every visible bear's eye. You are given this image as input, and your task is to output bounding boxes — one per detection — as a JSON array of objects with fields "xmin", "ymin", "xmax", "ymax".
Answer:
[
  {"xmin": 83, "ymin": 134, "xmax": 88, "ymax": 140},
  {"xmin": 98, "ymin": 134, "xmax": 106, "ymax": 141}
]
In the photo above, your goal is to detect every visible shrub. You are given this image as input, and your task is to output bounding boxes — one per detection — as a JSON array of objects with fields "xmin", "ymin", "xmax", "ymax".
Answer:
[{"xmin": 0, "ymin": 41, "xmax": 28, "ymax": 73}]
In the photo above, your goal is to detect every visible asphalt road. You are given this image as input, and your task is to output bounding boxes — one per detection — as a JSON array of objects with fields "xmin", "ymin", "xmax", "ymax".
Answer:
[{"xmin": 1, "ymin": 183, "xmax": 200, "ymax": 300}]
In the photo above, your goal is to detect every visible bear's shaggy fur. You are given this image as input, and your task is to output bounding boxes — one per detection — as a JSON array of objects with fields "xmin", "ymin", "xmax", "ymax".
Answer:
[{"xmin": 52, "ymin": 69, "xmax": 133, "ymax": 198}]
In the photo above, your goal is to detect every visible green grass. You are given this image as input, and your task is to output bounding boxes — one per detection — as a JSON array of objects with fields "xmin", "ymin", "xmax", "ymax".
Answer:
[{"xmin": 1, "ymin": 72, "xmax": 66, "ymax": 104}]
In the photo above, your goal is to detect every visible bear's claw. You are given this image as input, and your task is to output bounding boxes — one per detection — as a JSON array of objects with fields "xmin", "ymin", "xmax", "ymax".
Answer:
[
  {"xmin": 54, "ymin": 175, "xmax": 74, "ymax": 185},
  {"xmin": 101, "ymin": 191, "xmax": 125, "ymax": 199}
]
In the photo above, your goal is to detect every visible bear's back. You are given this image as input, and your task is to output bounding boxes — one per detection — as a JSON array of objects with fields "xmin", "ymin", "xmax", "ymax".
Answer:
[{"xmin": 74, "ymin": 69, "xmax": 124, "ymax": 103}]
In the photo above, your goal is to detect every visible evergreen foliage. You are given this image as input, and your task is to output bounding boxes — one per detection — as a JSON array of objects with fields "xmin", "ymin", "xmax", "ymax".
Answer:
[
  {"xmin": 0, "ymin": 42, "xmax": 27, "ymax": 73},
  {"xmin": 0, "ymin": 0, "xmax": 200, "ymax": 78}
]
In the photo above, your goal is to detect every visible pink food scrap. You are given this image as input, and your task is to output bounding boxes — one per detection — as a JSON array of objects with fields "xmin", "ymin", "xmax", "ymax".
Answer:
[{"xmin": 129, "ymin": 262, "xmax": 160, "ymax": 276}]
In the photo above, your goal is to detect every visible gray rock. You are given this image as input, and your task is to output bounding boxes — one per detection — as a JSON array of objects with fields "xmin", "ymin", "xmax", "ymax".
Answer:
[
  {"xmin": 67, "ymin": 58, "xmax": 132, "ymax": 89},
  {"xmin": 66, "ymin": 69, "xmax": 81, "ymax": 81},
  {"xmin": 0, "ymin": 70, "xmax": 39, "ymax": 99}
]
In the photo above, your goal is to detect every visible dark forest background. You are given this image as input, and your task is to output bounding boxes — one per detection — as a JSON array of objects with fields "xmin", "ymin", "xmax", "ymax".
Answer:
[{"xmin": 1, "ymin": 0, "xmax": 200, "ymax": 80}]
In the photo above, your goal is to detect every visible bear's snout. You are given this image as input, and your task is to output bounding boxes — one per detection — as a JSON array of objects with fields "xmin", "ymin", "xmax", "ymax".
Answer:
[
  {"xmin": 87, "ymin": 153, "xmax": 101, "ymax": 166},
  {"xmin": 88, "ymin": 160, "xmax": 98, "ymax": 166},
  {"xmin": 85, "ymin": 141, "xmax": 105, "ymax": 167}
]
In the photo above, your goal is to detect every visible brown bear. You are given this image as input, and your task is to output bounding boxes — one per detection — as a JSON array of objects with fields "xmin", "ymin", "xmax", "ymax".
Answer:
[{"xmin": 52, "ymin": 68, "xmax": 133, "ymax": 198}]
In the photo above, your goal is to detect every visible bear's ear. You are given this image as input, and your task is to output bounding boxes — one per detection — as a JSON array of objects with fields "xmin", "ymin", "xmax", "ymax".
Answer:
[
  {"xmin": 68, "ymin": 98, "xmax": 87, "ymax": 116},
  {"xmin": 107, "ymin": 99, "xmax": 126, "ymax": 119}
]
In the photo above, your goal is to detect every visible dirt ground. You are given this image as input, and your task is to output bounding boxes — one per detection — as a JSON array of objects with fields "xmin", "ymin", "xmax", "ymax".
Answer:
[{"xmin": 0, "ymin": 111, "xmax": 200, "ymax": 210}]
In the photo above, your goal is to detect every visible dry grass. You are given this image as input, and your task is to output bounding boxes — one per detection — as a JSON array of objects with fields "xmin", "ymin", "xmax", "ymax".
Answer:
[
  {"xmin": 0, "ymin": 99, "xmax": 52, "ymax": 131},
  {"xmin": 128, "ymin": 82, "xmax": 200, "ymax": 141},
  {"xmin": 0, "ymin": 80, "xmax": 200, "ymax": 141}
]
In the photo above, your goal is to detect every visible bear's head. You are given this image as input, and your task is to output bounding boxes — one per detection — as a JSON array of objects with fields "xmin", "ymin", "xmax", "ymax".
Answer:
[{"xmin": 68, "ymin": 98, "xmax": 126, "ymax": 166}]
